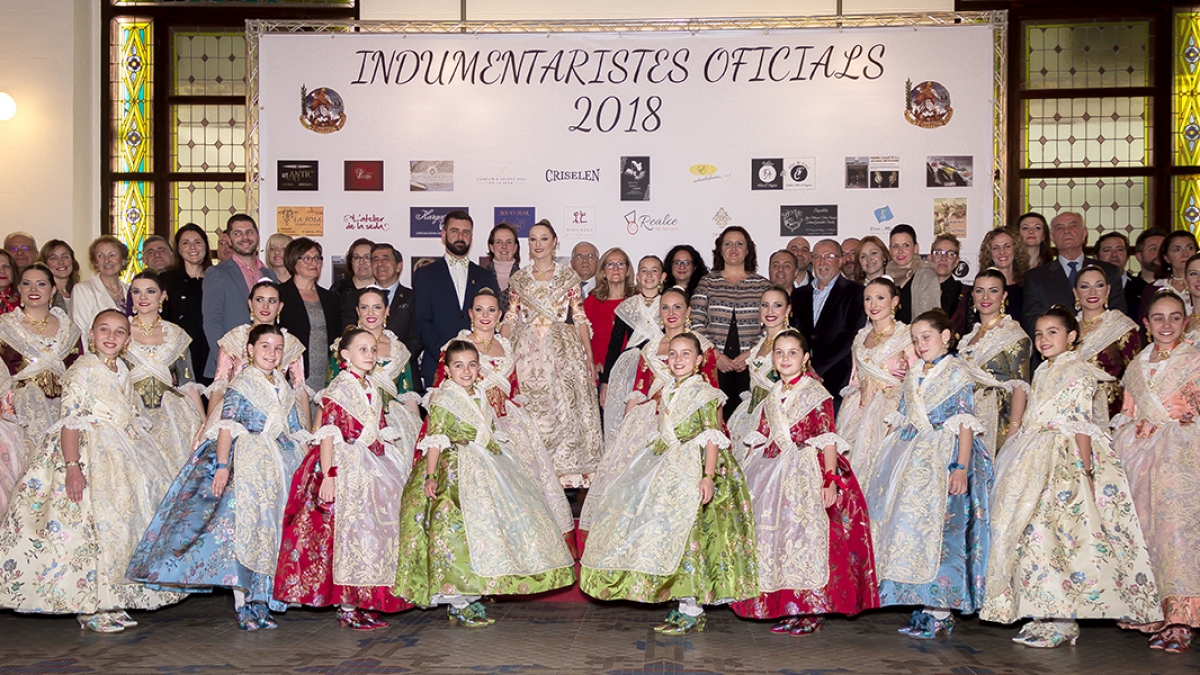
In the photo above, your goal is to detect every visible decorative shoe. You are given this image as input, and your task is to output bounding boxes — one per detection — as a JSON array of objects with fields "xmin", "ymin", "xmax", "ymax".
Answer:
[
  {"xmin": 466, "ymin": 601, "xmax": 495, "ymax": 625},
  {"xmin": 448, "ymin": 603, "xmax": 491, "ymax": 628},
  {"xmin": 1160, "ymin": 625, "xmax": 1193, "ymax": 654},
  {"xmin": 788, "ymin": 616, "xmax": 824, "ymax": 636},
  {"xmin": 338, "ymin": 607, "xmax": 372, "ymax": 630},
  {"xmin": 654, "ymin": 609, "xmax": 685, "ymax": 632},
  {"xmin": 660, "ymin": 612, "xmax": 706, "ymax": 635},
  {"xmin": 78, "ymin": 613, "xmax": 124, "ymax": 633},
  {"xmin": 257, "ymin": 606, "xmax": 279, "ymax": 630},
  {"xmin": 359, "ymin": 610, "xmax": 389, "ymax": 630},
  {"xmin": 1148, "ymin": 633, "xmax": 1168, "ymax": 650},
  {"xmin": 111, "ymin": 610, "xmax": 138, "ymax": 628},
  {"xmin": 236, "ymin": 605, "xmax": 260, "ymax": 631},
  {"xmin": 769, "ymin": 617, "xmax": 800, "ymax": 634},
  {"xmin": 1012, "ymin": 621, "xmax": 1078, "ymax": 648},
  {"xmin": 897, "ymin": 611, "xmax": 954, "ymax": 639}
]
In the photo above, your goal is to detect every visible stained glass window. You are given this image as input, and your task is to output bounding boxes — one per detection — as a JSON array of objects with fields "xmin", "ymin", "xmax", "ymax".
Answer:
[
  {"xmin": 1019, "ymin": 19, "xmax": 1154, "ymax": 240},
  {"xmin": 112, "ymin": 182, "xmax": 154, "ymax": 280},
  {"xmin": 173, "ymin": 104, "xmax": 247, "ymax": 173},
  {"xmin": 1024, "ymin": 97, "xmax": 1151, "ymax": 169},
  {"xmin": 173, "ymin": 181, "xmax": 249, "ymax": 246},
  {"xmin": 174, "ymin": 31, "xmax": 247, "ymax": 97},
  {"xmin": 111, "ymin": 18, "xmax": 152, "ymax": 174},
  {"xmin": 1176, "ymin": 12, "xmax": 1200, "ymax": 236}
]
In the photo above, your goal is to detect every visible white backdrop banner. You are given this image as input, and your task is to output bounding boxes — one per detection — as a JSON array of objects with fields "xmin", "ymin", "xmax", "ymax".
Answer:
[{"xmin": 255, "ymin": 21, "xmax": 999, "ymax": 284}]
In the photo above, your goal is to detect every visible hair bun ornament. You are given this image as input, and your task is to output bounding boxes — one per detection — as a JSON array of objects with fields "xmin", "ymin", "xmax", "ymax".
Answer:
[{"xmin": 880, "ymin": 274, "xmax": 894, "ymax": 282}]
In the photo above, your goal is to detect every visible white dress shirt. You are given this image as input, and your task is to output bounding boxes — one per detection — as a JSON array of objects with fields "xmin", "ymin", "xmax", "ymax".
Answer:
[{"xmin": 447, "ymin": 255, "xmax": 469, "ymax": 308}]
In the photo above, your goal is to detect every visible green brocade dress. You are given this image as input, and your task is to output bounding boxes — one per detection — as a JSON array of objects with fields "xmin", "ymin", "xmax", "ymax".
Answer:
[
  {"xmin": 393, "ymin": 390, "xmax": 575, "ymax": 606},
  {"xmin": 581, "ymin": 380, "xmax": 759, "ymax": 605}
]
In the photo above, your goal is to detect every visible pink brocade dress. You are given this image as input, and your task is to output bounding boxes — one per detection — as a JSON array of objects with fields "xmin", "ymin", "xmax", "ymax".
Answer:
[
  {"xmin": 274, "ymin": 383, "xmax": 412, "ymax": 613},
  {"xmin": 730, "ymin": 377, "xmax": 879, "ymax": 619}
]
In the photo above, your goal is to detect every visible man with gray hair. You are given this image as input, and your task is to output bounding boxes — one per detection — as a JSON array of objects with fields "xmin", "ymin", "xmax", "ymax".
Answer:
[
  {"xmin": 571, "ymin": 241, "xmax": 599, "ymax": 296},
  {"xmin": 141, "ymin": 235, "xmax": 174, "ymax": 273},
  {"xmin": 789, "ymin": 238, "xmax": 865, "ymax": 410},
  {"xmin": 4, "ymin": 232, "xmax": 37, "ymax": 272},
  {"xmin": 1022, "ymin": 210, "xmax": 1126, "ymax": 336}
]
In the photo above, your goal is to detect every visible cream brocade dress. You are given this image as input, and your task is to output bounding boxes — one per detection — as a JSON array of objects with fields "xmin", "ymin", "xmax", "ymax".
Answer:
[
  {"xmin": 0, "ymin": 307, "xmax": 81, "ymax": 447},
  {"xmin": 505, "ymin": 263, "xmax": 603, "ymax": 487},
  {"xmin": 958, "ymin": 315, "xmax": 1031, "ymax": 458},
  {"xmin": 837, "ymin": 324, "xmax": 909, "ymax": 483},
  {"xmin": 727, "ymin": 335, "xmax": 777, "ymax": 463},
  {"xmin": 125, "ymin": 321, "xmax": 206, "ymax": 470},
  {"xmin": 603, "ymin": 294, "xmax": 663, "ymax": 446},
  {"xmin": 0, "ymin": 354, "xmax": 183, "ymax": 614},
  {"xmin": 981, "ymin": 351, "xmax": 1161, "ymax": 624},
  {"xmin": 1113, "ymin": 343, "xmax": 1200, "ymax": 631}
]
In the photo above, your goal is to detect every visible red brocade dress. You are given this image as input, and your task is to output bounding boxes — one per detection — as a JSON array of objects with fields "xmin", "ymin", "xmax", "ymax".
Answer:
[
  {"xmin": 274, "ymin": 372, "xmax": 413, "ymax": 613},
  {"xmin": 730, "ymin": 375, "xmax": 879, "ymax": 619}
]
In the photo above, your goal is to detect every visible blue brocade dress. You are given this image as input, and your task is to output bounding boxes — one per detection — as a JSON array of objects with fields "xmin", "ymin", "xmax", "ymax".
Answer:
[
  {"xmin": 126, "ymin": 369, "xmax": 306, "ymax": 611},
  {"xmin": 864, "ymin": 355, "xmax": 993, "ymax": 613}
]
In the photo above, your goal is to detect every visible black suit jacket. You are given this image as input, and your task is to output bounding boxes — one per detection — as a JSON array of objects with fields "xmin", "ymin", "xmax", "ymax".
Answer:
[
  {"xmin": 384, "ymin": 283, "xmax": 423, "ymax": 366},
  {"xmin": 412, "ymin": 258, "xmax": 501, "ymax": 386},
  {"xmin": 1021, "ymin": 257, "xmax": 1127, "ymax": 336},
  {"xmin": 276, "ymin": 278, "xmax": 342, "ymax": 381},
  {"xmin": 790, "ymin": 276, "xmax": 866, "ymax": 404}
]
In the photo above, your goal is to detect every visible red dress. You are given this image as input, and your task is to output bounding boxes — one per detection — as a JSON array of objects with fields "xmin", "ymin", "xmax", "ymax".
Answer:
[
  {"xmin": 274, "ymin": 397, "xmax": 412, "ymax": 613},
  {"xmin": 730, "ymin": 396, "xmax": 879, "ymax": 619}
]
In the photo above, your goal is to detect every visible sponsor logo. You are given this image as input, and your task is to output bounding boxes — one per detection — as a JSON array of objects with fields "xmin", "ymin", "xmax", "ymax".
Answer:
[
  {"xmin": 689, "ymin": 164, "xmax": 718, "ymax": 176},
  {"xmin": 563, "ymin": 207, "xmax": 596, "ymax": 238},
  {"xmin": 299, "ymin": 86, "xmax": 345, "ymax": 134},
  {"xmin": 874, "ymin": 205, "xmax": 895, "ymax": 223},
  {"xmin": 784, "ymin": 158, "xmax": 816, "ymax": 190},
  {"xmin": 905, "ymin": 79, "xmax": 953, "ymax": 129},
  {"xmin": 751, "ymin": 158, "xmax": 783, "ymax": 190},
  {"xmin": 410, "ymin": 161, "xmax": 454, "ymax": 192},
  {"xmin": 546, "ymin": 168, "xmax": 601, "ymax": 183},
  {"xmin": 278, "ymin": 160, "xmax": 318, "ymax": 191},
  {"xmin": 494, "ymin": 207, "xmax": 536, "ymax": 237},
  {"xmin": 344, "ymin": 160, "xmax": 384, "ymax": 191},
  {"xmin": 476, "ymin": 166, "xmax": 528, "ymax": 187},
  {"xmin": 624, "ymin": 210, "xmax": 679, "ymax": 235},
  {"xmin": 410, "ymin": 206, "xmax": 468, "ymax": 238},
  {"xmin": 780, "ymin": 205, "xmax": 838, "ymax": 237},
  {"xmin": 344, "ymin": 213, "xmax": 390, "ymax": 232}
]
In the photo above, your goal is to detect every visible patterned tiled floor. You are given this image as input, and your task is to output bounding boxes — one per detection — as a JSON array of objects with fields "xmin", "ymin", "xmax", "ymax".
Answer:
[{"xmin": 0, "ymin": 595, "xmax": 1196, "ymax": 674}]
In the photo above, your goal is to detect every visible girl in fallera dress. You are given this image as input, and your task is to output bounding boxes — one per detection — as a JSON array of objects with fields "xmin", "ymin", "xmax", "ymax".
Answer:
[
  {"xmin": 599, "ymin": 255, "xmax": 667, "ymax": 442},
  {"xmin": 730, "ymin": 330, "xmax": 878, "ymax": 634},
  {"xmin": 126, "ymin": 325, "xmax": 308, "ymax": 630},
  {"xmin": 275, "ymin": 328, "xmax": 414, "ymax": 630},
  {"xmin": 0, "ymin": 264, "xmax": 83, "ymax": 445},
  {"xmin": 0, "ymin": 309, "xmax": 182, "ymax": 632},
  {"xmin": 838, "ymin": 277, "xmax": 913, "ymax": 481},
  {"xmin": 958, "ymin": 269, "xmax": 1031, "ymax": 458},
  {"xmin": 865, "ymin": 309, "xmax": 993, "ymax": 639},
  {"xmin": 125, "ymin": 270, "xmax": 206, "ymax": 469},
  {"xmin": 431, "ymin": 289, "xmax": 574, "ymax": 556},
  {"xmin": 982, "ymin": 305, "xmax": 1160, "ymax": 647},
  {"xmin": 394, "ymin": 340, "xmax": 575, "ymax": 627},
  {"xmin": 326, "ymin": 287, "xmax": 421, "ymax": 452},
  {"xmin": 1114, "ymin": 291, "xmax": 1200, "ymax": 653},
  {"xmin": 1075, "ymin": 266, "xmax": 1141, "ymax": 424},
  {"xmin": 581, "ymin": 333, "xmax": 757, "ymax": 635},
  {"xmin": 727, "ymin": 286, "xmax": 792, "ymax": 457},
  {"xmin": 203, "ymin": 280, "xmax": 310, "ymax": 432},
  {"xmin": 579, "ymin": 287, "xmax": 719, "ymax": 540}
]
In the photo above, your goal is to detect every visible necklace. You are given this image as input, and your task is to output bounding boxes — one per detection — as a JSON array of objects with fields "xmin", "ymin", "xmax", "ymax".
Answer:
[
  {"xmin": 1153, "ymin": 340, "xmax": 1181, "ymax": 361},
  {"xmin": 869, "ymin": 320, "xmax": 895, "ymax": 344},
  {"xmin": 1079, "ymin": 313, "xmax": 1104, "ymax": 334},
  {"xmin": 133, "ymin": 315, "xmax": 161, "ymax": 336},
  {"xmin": 101, "ymin": 355, "xmax": 119, "ymax": 371},
  {"xmin": 26, "ymin": 313, "xmax": 50, "ymax": 334},
  {"xmin": 532, "ymin": 263, "xmax": 555, "ymax": 277},
  {"xmin": 976, "ymin": 312, "xmax": 1004, "ymax": 336},
  {"xmin": 474, "ymin": 331, "xmax": 496, "ymax": 352}
]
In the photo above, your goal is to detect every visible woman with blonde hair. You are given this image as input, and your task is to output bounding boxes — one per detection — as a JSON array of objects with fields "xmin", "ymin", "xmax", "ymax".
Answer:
[
  {"xmin": 584, "ymin": 247, "xmax": 636, "ymax": 381},
  {"xmin": 856, "ymin": 236, "xmax": 889, "ymax": 283},
  {"xmin": 977, "ymin": 227, "xmax": 1029, "ymax": 322},
  {"xmin": 71, "ymin": 235, "xmax": 130, "ymax": 337},
  {"xmin": 265, "ymin": 232, "xmax": 293, "ymax": 284},
  {"xmin": 39, "ymin": 240, "xmax": 81, "ymax": 314}
]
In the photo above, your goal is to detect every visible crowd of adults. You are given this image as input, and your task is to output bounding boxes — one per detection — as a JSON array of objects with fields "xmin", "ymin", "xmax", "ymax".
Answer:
[{"xmin": 1, "ymin": 209, "xmax": 1189, "ymax": 410}]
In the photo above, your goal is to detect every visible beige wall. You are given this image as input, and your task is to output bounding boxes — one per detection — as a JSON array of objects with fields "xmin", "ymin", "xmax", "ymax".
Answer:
[{"xmin": 0, "ymin": 0, "xmax": 98, "ymax": 254}]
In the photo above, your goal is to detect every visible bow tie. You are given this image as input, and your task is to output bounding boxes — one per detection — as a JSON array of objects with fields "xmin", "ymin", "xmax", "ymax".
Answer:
[{"xmin": 448, "ymin": 256, "xmax": 469, "ymax": 268}]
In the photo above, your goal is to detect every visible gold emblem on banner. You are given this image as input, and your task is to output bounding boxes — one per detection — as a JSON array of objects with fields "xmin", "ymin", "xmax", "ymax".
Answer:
[
  {"xmin": 904, "ymin": 79, "xmax": 953, "ymax": 129},
  {"xmin": 300, "ymin": 85, "xmax": 346, "ymax": 134}
]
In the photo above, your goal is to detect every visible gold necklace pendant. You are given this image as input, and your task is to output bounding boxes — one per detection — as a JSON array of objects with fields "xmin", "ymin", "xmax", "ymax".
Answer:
[
  {"xmin": 1153, "ymin": 340, "xmax": 1181, "ymax": 361},
  {"xmin": 869, "ymin": 320, "xmax": 894, "ymax": 345},
  {"xmin": 474, "ymin": 332, "xmax": 496, "ymax": 352},
  {"xmin": 1079, "ymin": 314, "xmax": 1103, "ymax": 333},
  {"xmin": 133, "ymin": 316, "xmax": 161, "ymax": 337},
  {"xmin": 26, "ymin": 314, "xmax": 50, "ymax": 334}
]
